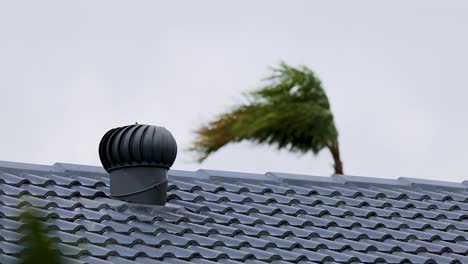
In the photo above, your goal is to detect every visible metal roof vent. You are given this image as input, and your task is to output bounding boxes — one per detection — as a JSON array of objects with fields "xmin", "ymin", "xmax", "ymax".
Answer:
[{"xmin": 98, "ymin": 124, "xmax": 177, "ymax": 205}]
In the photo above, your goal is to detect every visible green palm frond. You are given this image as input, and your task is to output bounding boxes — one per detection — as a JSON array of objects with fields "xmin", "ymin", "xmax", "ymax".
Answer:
[{"xmin": 190, "ymin": 62, "xmax": 341, "ymax": 173}]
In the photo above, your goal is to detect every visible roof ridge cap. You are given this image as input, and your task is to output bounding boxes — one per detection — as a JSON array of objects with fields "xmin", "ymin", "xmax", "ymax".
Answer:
[
  {"xmin": 269, "ymin": 171, "xmax": 468, "ymax": 190},
  {"xmin": 0, "ymin": 160, "xmax": 55, "ymax": 173},
  {"xmin": 334, "ymin": 174, "xmax": 408, "ymax": 186},
  {"xmin": 268, "ymin": 172, "xmax": 341, "ymax": 184},
  {"xmin": 398, "ymin": 176, "xmax": 468, "ymax": 189},
  {"xmin": 1, "ymin": 160, "xmax": 466, "ymax": 190},
  {"xmin": 197, "ymin": 169, "xmax": 281, "ymax": 183},
  {"xmin": 53, "ymin": 162, "xmax": 107, "ymax": 174}
]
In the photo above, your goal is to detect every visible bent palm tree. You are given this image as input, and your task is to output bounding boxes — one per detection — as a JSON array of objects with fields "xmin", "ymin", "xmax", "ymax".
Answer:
[{"xmin": 191, "ymin": 63, "xmax": 343, "ymax": 174}]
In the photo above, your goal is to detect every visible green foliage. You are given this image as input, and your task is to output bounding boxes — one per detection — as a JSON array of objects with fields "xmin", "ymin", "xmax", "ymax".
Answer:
[
  {"xmin": 19, "ymin": 210, "xmax": 62, "ymax": 264},
  {"xmin": 191, "ymin": 62, "xmax": 339, "ymax": 163}
]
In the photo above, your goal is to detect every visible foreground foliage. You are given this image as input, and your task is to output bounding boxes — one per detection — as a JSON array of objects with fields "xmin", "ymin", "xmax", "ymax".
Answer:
[{"xmin": 19, "ymin": 210, "xmax": 62, "ymax": 264}]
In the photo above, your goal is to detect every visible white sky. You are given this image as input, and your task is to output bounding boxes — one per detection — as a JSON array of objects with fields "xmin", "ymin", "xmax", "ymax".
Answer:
[{"xmin": 1, "ymin": 1, "xmax": 467, "ymax": 182}]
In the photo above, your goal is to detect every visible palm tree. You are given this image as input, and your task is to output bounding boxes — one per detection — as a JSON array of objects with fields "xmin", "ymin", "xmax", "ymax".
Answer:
[{"xmin": 190, "ymin": 63, "xmax": 343, "ymax": 174}]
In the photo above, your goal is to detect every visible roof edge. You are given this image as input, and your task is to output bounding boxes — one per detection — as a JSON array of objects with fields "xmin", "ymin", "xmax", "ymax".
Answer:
[
  {"xmin": 0, "ymin": 160, "xmax": 466, "ymax": 190},
  {"xmin": 0, "ymin": 160, "xmax": 57, "ymax": 173},
  {"xmin": 197, "ymin": 169, "xmax": 281, "ymax": 183},
  {"xmin": 53, "ymin": 162, "xmax": 107, "ymax": 174}
]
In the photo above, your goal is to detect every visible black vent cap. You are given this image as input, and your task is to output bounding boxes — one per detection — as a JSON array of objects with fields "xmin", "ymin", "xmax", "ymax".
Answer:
[{"xmin": 99, "ymin": 124, "xmax": 177, "ymax": 172}]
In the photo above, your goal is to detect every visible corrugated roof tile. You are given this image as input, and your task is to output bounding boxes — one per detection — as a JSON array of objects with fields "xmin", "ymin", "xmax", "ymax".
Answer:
[
  {"xmin": 0, "ymin": 184, "xmax": 28, "ymax": 196},
  {"xmin": 70, "ymin": 175, "xmax": 106, "ymax": 187},
  {"xmin": 229, "ymin": 223, "xmax": 268, "ymax": 237},
  {"xmin": 316, "ymin": 249, "xmax": 358, "ymax": 263},
  {"xmin": 443, "ymin": 253, "xmax": 468, "ymax": 264},
  {"xmin": 366, "ymin": 251, "xmax": 410, "ymax": 264},
  {"xmin": 195, "ymin": 191, "xmax": 228, "ymax": 202},
  {"xmin": 238, "ymin": 246, "xmax": 280, "ymax": 261},
  {"xmin": 107, "ymin": 256, "xmax": 140, "ymax": 264},
  {"xmin": 75, "ymin": 230, "xmax": 116, "ymax": 245},
  {"xmin": 50, "ymin": 230, "xmax": 86, "ymax": 244},
  {"xmin": 291, "ymin": 248, "xmax": 332, "ymax": 262},
  {"xmin": 0, "ymin": 205, "xmax": 23, "ymax": 219},
  {"xmin": 215, "ymin": 182, "xmax": 249, "ymax": 193},
  {"xmin": 186, "ymin": 245, "xmax": 227, "ymax": 259},
  {"xmin": 177, "ymin": 222, "xmax": 216, "ymax": 235},
  {"xmin": 55, "ymin": 243, "xmax": 89, "ymax": 257},
  {"xmin": 418, "ymin": 252, "xmax": 460, "ymax": 264},
  {"xmin": 258, "ymin": 235, "xmax": 298, "ymax": 249},
  {"xmin": 79, "ymin": 256, "xmax": 112, "ymax": 264},
  {"xmin": 0, "ymin": 195, "xmax": 27, "ymax": 208},
  {"xmin": 238, "ymin": 183, "xmax": 272, "ymax": 194},
  {"xmin": 80, "ymin": 243, "xmax": 118, "ymax": 257},
  {"xmin": 43, "ymin": 174, "xmax": 81, "ymax": 187},
  {"xmin": 107, "ymin": 244, "xmax": 147, "ymax": 258},
  {"xmin": 213, "ymin": 246, "xmax": 253, "ymax": 261},
  {"xmin": 0, "ymin": 254, "xmax": 21, "ymax": 264},
  {"xmin": 0, "ymin": 173, "xmax": 27, "ymax": 186},
  {"xmin": 46, "ymin": 218, "xmax": 82, "ymax": 232},
  {"xmin": 265, "ymin": 247, "xmax": 306, "ymax": 262},
  {"xmin": 102, "ymin": 231, "xmax": 140, "ymax": 245},
  {"xmin": 0, "ymin": 229, "xmax": 24, "ymax": 243}
]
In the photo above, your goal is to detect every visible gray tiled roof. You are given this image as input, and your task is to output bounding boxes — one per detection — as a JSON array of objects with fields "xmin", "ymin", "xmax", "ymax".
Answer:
[{"xmin": 1, "ymin": 161, "xmax": 468, "ymax": 263}]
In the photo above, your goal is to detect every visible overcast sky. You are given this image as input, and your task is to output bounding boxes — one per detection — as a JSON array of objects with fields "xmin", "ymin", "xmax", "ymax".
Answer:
[{"xmin": 1, "ymin": 1, "xmax": 467, "ymax": 182}]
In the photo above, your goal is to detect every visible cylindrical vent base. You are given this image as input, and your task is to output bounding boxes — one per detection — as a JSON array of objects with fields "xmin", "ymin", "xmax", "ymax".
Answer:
[{"xmin": 109, "ymin": 166, "xmax": 168, "ymax": 205}]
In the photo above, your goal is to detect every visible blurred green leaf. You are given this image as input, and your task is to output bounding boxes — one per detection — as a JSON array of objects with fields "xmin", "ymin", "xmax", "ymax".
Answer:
[{"xmin": 19, "ymin": 210, "xmax": 63, "ymax": 264}]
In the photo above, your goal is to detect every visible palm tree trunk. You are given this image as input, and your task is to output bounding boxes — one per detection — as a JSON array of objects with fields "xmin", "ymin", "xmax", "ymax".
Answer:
[{"xmin": 328, "ymin": 142, "xmax": 343, "ymax": 175}]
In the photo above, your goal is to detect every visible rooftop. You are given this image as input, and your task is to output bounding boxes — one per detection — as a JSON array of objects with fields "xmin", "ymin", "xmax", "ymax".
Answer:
[{"xmin": 1, "ymin": 160, "xmax": 468, "ymax": 263}]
